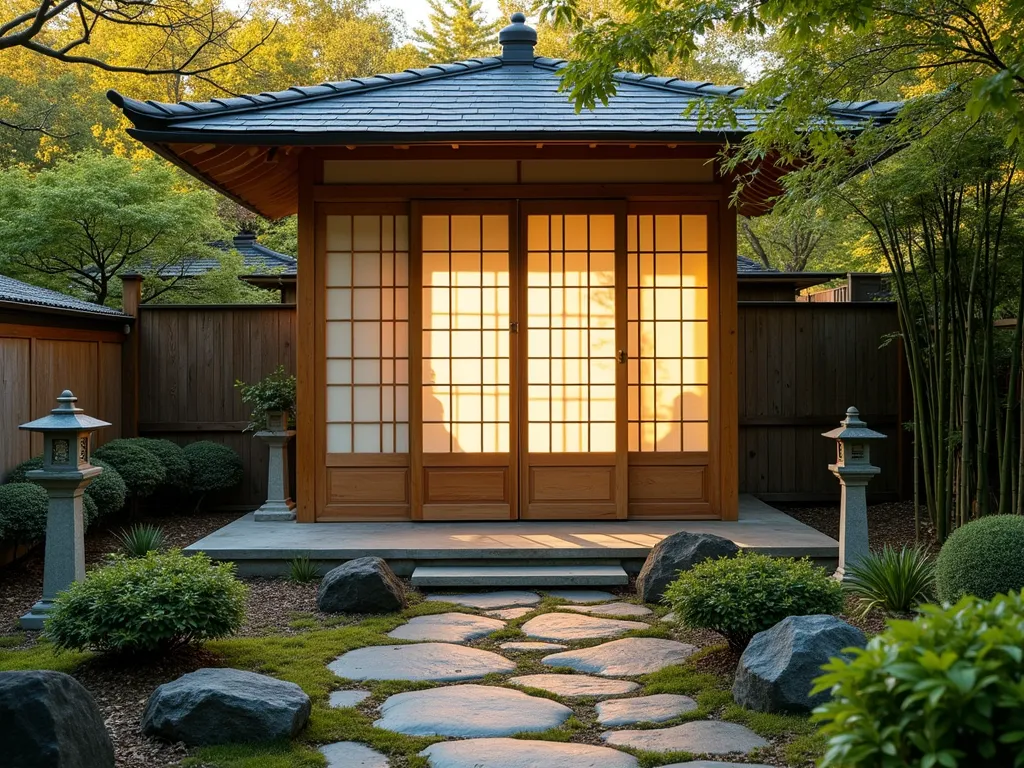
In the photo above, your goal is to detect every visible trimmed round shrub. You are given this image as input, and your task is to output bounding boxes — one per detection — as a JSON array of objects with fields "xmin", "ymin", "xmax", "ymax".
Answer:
[
  {"xmin": 183, "ymin": 441, "xmax": 243, "ymax": 494},
  {"xmin": 935, "ymin": 515, "xmax": 1024, "ymax": 602},
  {"xmin": 0, "ymin": 483, "xmax": 48, "ymax": 541},
  {"xmin": 93, "ymin": 439, "xmax": 165, "ymax": 497},
  {"xmin": 132, "ymin": 438, "xmax": 191, "ymax": 492},
  {"xmin": 46, "ymin": 550, "xmax": 247, "ymax": 654},
  {"xmin": 4, "ymin": 455, "xmax": 42, "ymax": 484},
  {"xmin": 663, "ymin": 551, "xmax": 845, "ymax": 650},
  {"xmin": 814, "ymin": 592, "xmax": 1024, "ymax": 766},
  {"xmin": 83, "ymin": 494, "xmax": 99, "ymax": 530},
  {"xmin": 84, "ymin": 458, "xmax": 127, "ymax": 518}
]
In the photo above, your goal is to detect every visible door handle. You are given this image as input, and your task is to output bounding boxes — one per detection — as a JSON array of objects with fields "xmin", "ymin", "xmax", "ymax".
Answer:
[
  {"xmin": 510, "ymin": 321, "xmax": 519, "ymax": 334},
  {"xmin": 617, "ymin": 349, "xmax": 626, "ymax": 364}
]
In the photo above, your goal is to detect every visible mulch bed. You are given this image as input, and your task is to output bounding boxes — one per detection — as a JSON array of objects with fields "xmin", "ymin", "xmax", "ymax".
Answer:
[{"xmin": 780, "ymin": 500, "xmax": 939, "ymax": 554}]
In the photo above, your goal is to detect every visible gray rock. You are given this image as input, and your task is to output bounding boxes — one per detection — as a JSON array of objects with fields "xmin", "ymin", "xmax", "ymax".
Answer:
[
  {"xmin": 521, "ymin": 612, "xmax": 647, "ymax": 641},
  {"xmin": 375, "ymin": 684, "xmax": 571, "ymax": 737},
  {"xmin": 486, "ymin": 607, "xmax": 534, "ymax": 620},
  {"xmin": 562, "ymin": 602, "xmax": 653, "ymax": 617},
  {"xmin": 509, "ymin": 674, "xmax": 639, "ymax": 698},
  {"xmin": 0, "ymin": 670, "xmax": 115, "ymax": 768},
  {"xmin": 426, "ymin": 591, "xmax": 540, "ymax": 610},
  {"xmin": 421, "ymin": 737, "xmax": 639, "ymax": 768},
  {"xmin": 320, "ymin": 741, "xmax": 388, "ymax": 768},
  {"xmin": 500, "ymin": 641, "xmax": 568, "ymax": 652},
  {"xmin": 733, "ymin": 614, "xmax": 866, "ymax": 713},
  {"xmin": 661, "ymin": 763, "xmax": 774, "ymax": 768},
  {"xmin": 545, "ymin": 589, "xmax": 617, "ymax": 603},
  {"xmin": 602, "ymin": 720, "xmax": 769, "ymax": 754},
  {"xmin": 596, "ymin": 694, "xmax": 698, "ymax": 726},
  {"xmin": 317, "ymin": 557, "xmax": 406, "ymax": 613},
  {"xmin": 388, "ymin": 612, "xmax": 505, "ymax": 642},
  {"xmin": 329, "ymin": 643, "xmax": 515, "ymax": 682},
  {"xmin": 542, "ymin": 637, "xmax": 698, "ymax": 676},
  {"xmin": 328, "ymin": 690, "xmax": 370, "ymax": 708},
  {"xmin": 636, "ymin": 532, "xmax": 739, "ymax": 603},
  {"xmin": 141, "ymin": 668, "xmax": 310, "ymax": 746},
  {"xmin": 661, "ymin": 611, "xmax": 678, "ymax": 624}
]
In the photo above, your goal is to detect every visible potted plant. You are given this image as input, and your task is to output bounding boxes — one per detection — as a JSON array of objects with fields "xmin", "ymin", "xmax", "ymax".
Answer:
[{"xmin": 235, "ymin": 365, "xmax": 296, "ymax": 432}]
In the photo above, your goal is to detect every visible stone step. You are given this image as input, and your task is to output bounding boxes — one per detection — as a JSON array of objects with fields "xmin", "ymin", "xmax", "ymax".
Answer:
[{"xmin": 411, "ymin": 564, "xmax": 629, "ymax": 587}]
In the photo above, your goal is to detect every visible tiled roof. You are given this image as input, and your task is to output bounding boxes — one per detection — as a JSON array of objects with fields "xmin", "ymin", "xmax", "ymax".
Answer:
[
  {"xmin": 151, "ymin": 233, "xmax": 296, "ymax": 278},
  {"xmin": 737, "ymin": 255, "xmax": 775, "ymax": 273},
  {"xmin": 0, "ymin": 275, "xmax": 128, "ymax": 317}
]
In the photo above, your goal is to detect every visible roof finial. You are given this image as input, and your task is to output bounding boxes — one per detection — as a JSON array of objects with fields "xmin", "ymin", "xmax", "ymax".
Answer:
[{"xmin": 500, "ymin": 12, "xmax": 536, "ymax": 63}]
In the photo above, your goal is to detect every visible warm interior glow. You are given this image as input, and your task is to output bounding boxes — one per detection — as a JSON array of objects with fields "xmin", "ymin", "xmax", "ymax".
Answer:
[
  {"xmin": 325, "ymin": 215, "xmax": 409, "ymax": 453},
  {"xmin": 422, "ymin": 215, "xmax": 510, "ymax": 453},
  {"xmin": 527, "ymin": 214, "xmax": 616, "ymax": 453},
  {"xmin": 627, "ymin": 214, "xmax": 709, "ymax": 452}
]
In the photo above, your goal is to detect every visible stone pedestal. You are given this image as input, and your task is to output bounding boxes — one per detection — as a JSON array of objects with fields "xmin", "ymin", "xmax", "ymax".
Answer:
[{"xmin": 254, "ymin": 430, "xmax": 296, "ymax": 522}]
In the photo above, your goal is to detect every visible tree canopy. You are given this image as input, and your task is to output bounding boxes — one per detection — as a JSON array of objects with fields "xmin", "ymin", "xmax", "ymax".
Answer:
[{"xmin": 414, "ymin": 0, "xmax": 500, "ymax": 62}]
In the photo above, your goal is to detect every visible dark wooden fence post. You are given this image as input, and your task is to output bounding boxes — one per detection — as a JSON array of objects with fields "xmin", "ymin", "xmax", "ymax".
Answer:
[{"xmin": 120, "ymin": 274, "xmax": 143, "ymax": 438}]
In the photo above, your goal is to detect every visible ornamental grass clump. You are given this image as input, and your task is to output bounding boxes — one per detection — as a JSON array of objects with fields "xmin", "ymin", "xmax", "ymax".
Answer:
[
  {"xmin": 813, "ymin": 592, "xmax": 1024, "ymax": 767},
  {"xmin": 116, "ymin": 523, "xmax": 165, "ymax": 557},
  {"xmin": 844, "ymin": 545, "xmax": 935, "ymax": 618},
  {"xmin": 935, "ymin": 515, "xmax": 1024, "ymax": 602},
  {"xmin": 663, "ymin": 551, "xmax": 844, "ymax": 650},
  {"xmin": 46, "ymin": 550, "xmax": 246, "ymax": 655},
  {"xmin": 93, "ymin": 439, "xmax": 165, "ymax": 497}
]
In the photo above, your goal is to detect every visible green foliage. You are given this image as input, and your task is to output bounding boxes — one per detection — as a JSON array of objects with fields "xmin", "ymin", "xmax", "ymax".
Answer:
[
  {"xmin": 3, "ymin": 455, "xmax": 42, "ymax": 484},
  {"xmin": 183, "ymin": 441, "xmax": 244, "ymax": 494},
  {"xmin": 844, "ymin": 545, "xmax": 935, "ymax": 618},
  {"xmin": 85, "ymin": 458, "xmax": 127, "ymax": 518},
  {"xmin": 0, "ymin": 483, "xmax": 48, "ymax": 541},
  {"xmin": 813, "ymin": 592, "xmax": 1024, "ymax": 767},
  {"xmin": 46, "ymin": 550, "xmax": 246, "ymax": 654},
  {"xmin": 93, "ymin": 439, "xmax": 165, "ymax": 497},
  {"xmin": 288, "ymin": 555, "xmax": 320, "ymax": 584},
  {"xmin": 82, "ymin": 494, "xmax": 99, "ymax": 531},
  {"xmin": 935, "ymin": 515, "xmax": 1024, "ymax": 602},
  {"xmin": 131, "ymin": 438, "xmax": 191, "ymax": 492},
  {"xmin": 663, "ymin": 551, "xmax": 844, "ymax": 649},
  {"xmin": 414, "ymin": 0, "xmax": 500, "ymax": 62},
  {"xmin": 144, "ymin": 249, "xmax": 279, "ymax": 306},
  {"xmin": 116, "ymin": 523, "xmax": 166, "ymax": 557},
  {"xmin": 235, "ymin": 365, "xmax": 297, "ymax": 431}
]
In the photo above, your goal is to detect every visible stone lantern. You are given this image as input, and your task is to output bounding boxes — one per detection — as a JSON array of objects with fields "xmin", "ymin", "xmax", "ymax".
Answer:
[
  {"xmin": 253, "ymin": 412, "xmax": 296, "ymax": 522},
  {"xmin": 18, "ymin": 390, "xmax": 109, "ymax": 629},
  {"xmin": 822, "ymin": 407, "xmax": 886, "ymax": 582}
]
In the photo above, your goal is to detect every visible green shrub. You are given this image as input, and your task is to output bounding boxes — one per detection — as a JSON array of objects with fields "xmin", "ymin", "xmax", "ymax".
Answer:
[
  {"xmin": 663, "ymin": 551, "xmax": 844, "ymax": 650},
  {"xmin": 4, "ymin": 455, "xmax": 42, "ymax": 484},
  {"xmin": 935, "ymin": 515, "xmax": 1024, "ymax": 602},
  {"xmin": 93, "ymin": 439, "xmax": 165, "ymax": 497},
  {"xmin": 132, "ymin": 438, "xmax": 191, "ymax": 492},
  {"xmin": 0, "ymin": 483, "xmax": 48, "ymax": 541},
  {"xmin": 814, "ymin": 592, "xmax": 1024, "ymax": 767},
  {"xmin": 84, "ymin": 458, "xmax": 127, "ymax": 518},
  {"xmin": 844, "ymin": 545, "xmax": 935, "ymax": 618},
  {"xmin": 235, "ymin": 364, "xmax": 296, "ymax": 431},
  {"xmin": 183, "ymin": 441, "xmax": 243, "ymax": 494},
  {"xmin": 116, "ymin": 523, "xmax": 165, "ymax": 557},
  {"xmin": 83, "ymin": 494, "xmax": 99, "ymax": 530},
  {"xmin": 46, "ymin": 550, "xmax": 247, "ymax": 654}
]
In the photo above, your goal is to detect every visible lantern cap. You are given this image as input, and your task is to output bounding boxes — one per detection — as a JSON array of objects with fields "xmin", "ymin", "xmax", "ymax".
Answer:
[
  {"xmin": 821, "ymin": 406, "xmax": 886, "ymax": 440},
  {"xmin": 19, "ymin": 390, "xmax": 111, "ymax": 432}
]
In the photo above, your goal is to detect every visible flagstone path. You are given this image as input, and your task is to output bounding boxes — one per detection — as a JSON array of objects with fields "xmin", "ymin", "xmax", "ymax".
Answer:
[{"xmin": 324, "ymin": 590, "xmax": 781, "ymax": 767}]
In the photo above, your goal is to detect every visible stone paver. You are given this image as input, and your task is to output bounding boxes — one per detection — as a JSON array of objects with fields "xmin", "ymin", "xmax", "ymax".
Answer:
[
  {"xmin": 542, "ymin": 638, "xmax": 699, "ymax": 676},
  {"xmin": 426, "ymin": 591, "xmax": 540, "ymax": 610},
  {"xmin": 328, "ymin": 690, "xmax": 370, "ymax": 709},
  {"xmin": 521, "ymin": 612, "xmax": 647, "ymax": 641},
  {"xmin": 486, "ymin": 607, "xmax": 533, "ymax": 620},
  {"xmin": 421, "ymin": 737, "xmax": 639, "ymax": 768},
  {"xmin": 500, "ymin": 641, "xmax": 568, "ymax": 652},
  {"xmin": 320, "ymin": 741, "xmax": 388, "ymax": 768},
  {"xmin": 510, "ymin": 673, "xmax": 639, "ymax": 698},
  {"xmin": 596, "ymin": 694, "xmax": 698, "ymax": 726},
  {"xmin": 388, "ymin": 612, "xmax": 505, "ymax": 643},
  {"xmin": 545, "ymin": 589, "xmax": 617, "ymax": 603},
  {"xmin": 563, "ymin": 602, "xmax": 653, "ymax": 617},
  {"xmin": 661, "ymin": 763, "xmax": 774, "ymax": 768},
  {"xmin": 329, "ymin": 643, "xmax": 515, "ymax": 682},
  {"xmin": 375, "ymin": 684, "xmax": 572, "ymax": 737},
  {"xmin": 602, "ymin": 720, "xmax": 769, "ymax": 755}
]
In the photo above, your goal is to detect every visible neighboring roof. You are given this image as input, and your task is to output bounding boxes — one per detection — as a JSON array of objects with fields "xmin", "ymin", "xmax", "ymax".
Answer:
[
  {"xmin": 737, "ymin": 255, "xmax": 772, "ymax": 273},
  {"xmin": 152, "ymin": 233, "xmax": 296, "ymax": 278},
  {"xmin": 0, "ymin": 274, "xmax": 128, "ymax": 318}
]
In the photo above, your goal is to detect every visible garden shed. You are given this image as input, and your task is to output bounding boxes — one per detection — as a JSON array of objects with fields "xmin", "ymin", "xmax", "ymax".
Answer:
[{"xmin": 109, "ymin": 14, "xmax": 899, "ymax": 524}]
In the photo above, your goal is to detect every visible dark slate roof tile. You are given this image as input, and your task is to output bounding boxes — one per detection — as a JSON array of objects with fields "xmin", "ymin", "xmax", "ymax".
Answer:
[{"xmin": 0, "ymin": 275, "xmax": 128, "ymax": 316}]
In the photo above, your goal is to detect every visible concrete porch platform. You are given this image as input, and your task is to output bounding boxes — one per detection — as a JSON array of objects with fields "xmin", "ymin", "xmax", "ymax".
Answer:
[{"xmin": 185, "ymin": 496, "xmax": 838, "ymax": 577}]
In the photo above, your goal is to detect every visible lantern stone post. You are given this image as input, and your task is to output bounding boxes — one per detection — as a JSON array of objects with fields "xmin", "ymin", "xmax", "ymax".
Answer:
[
  {"xmin": 18, "ymin": 391, "xmax": 110, "ymax": 629},
  {"xmin": 253, "ymin": 410, "xmax": 296, "ymax": 521},
  {"xmin": 822, "ymin": 407, "xmax": 886, "ymax": 582}
]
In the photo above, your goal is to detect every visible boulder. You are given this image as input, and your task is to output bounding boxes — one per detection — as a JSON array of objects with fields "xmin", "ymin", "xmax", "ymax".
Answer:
[
  {"xmin": 142, "ymin": 668, "xmax": 310, "ymax": 745},
  {"xmin": 0, "ymin": 670, "xmax": 114, "ymax": 768},
  {"xmin": 636, "ymin": 532, "xmax": 739, "ymax": 603},
  {"xmin": 317, "ymin": 556, "xmax": 406, "ymax": 613},
  {"xmin": 732, "ymin": 614, "xmax": 866, "ymax": 713}
]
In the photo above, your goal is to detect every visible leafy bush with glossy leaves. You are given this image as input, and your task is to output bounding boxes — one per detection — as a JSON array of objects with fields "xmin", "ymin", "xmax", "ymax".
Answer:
[
  {"xmin": 935, "ymin": 515, "xmax": 1024, "ymax": 602},
  {"xmin": 663, "ymin": 551, "xmax": 844, "ymax": 650},
  {"xmin": 0, "ymin": 483, "xmax": 48, "ymax": 541},
  {"xmin": 183, "ymin": 441, "xmax": 243, "ymax": 494},
  {"xmin": 93, "ymin": 439, "xmax": 165, "ymax": 497},
  {"xmin": 844, "ymin": 545, "xmax": 935, "ymax": 618},
  {"xmin": 5, "ymin": 455, "xmax": 126, "ymax": 518},
  {"xmin": 814, "ymin": 592, "xmax": 1024, "ymax": 767},
  {"xmin": 132, "ymin": 438, "xmax": 191, "ymax": 492},
  {"xmin": 46, "ymin": 550, "xmax": 247, "ymax": 654}
]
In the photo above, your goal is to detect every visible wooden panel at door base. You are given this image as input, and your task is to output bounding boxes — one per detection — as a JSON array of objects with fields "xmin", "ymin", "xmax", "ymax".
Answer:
[
  {"xmin": 627, "ymin": 464, "xmax": 714, "ymax": 518},
  {"xmin": 524, "ymin": 463, "xmax": 617, "ymax": 519},
  {"xmin": 322, "ymin": 466, "xmax": 412, "ymax": 520},
  {"xmin": 422, "ymin": 465, "xmax": 513, "ymax": 520}
]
